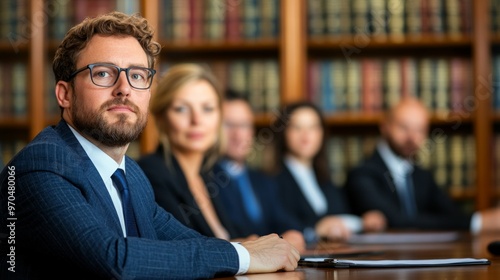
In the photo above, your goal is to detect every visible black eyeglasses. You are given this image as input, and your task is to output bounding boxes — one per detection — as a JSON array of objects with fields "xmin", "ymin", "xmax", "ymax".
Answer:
[{"xmin": 67, "ymin": 63, "xmax": 156, "ymax": 90}]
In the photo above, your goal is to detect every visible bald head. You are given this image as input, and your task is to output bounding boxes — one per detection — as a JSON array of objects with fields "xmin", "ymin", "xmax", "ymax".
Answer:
[{"xmin": 381, "ymin": 98, "xmax": 430, "ymax": 160}]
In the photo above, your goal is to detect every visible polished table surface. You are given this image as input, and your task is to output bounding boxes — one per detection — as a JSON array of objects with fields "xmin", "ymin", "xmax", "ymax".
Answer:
[{"xmin": 217, "ymin": 231, "xmax": 500, "ymax": 280}]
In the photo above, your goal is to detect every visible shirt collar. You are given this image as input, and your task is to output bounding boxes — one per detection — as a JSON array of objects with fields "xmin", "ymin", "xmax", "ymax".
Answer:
[
  {"xmin": 68, "ymin": 125, "xmax": 126, "ymax": 180},
  {"xmin": 377, "ymin": 139, "xmax": 413, "ymax": 178},
  {"xmin": 220, "ymin": 158, "xmax": 246, "ymax": 177},
  {"xmin": 284, "ymin": 154, "xmax": 314, "ymax": 176}
]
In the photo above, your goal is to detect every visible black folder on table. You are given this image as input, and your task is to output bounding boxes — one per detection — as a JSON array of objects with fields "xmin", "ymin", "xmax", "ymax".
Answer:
[{"xmin": 298, "ymin": 258, "xmax": 490, "ymax": 268}]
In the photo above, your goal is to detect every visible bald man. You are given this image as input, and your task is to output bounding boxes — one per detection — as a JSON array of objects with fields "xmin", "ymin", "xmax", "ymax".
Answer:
[{"xmin": 345, "ymin": 98, "xmax": 500, "ymax": 232}]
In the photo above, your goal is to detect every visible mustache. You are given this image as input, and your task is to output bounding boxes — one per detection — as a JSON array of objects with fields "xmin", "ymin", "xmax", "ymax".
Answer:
[{"xmin": 101, "ymin": 98, "xmax": 140, "ymax": 113}]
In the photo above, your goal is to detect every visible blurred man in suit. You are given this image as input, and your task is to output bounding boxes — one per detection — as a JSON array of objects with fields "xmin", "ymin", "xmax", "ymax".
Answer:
[
  {"xmin": 218, "ymin": 91, "xmax": 306, "ymax": 251},
  {"xmin": 0, "ymin": 12, "xmax": 299, "ymax": 279},
  {"xmin": 345, "ymin": 97, "xmax": 500, "ymax": 232}
]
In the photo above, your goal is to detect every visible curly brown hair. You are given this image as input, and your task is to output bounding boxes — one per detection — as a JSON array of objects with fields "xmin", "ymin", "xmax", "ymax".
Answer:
[{"xmin": 52, "ymin": 11, "xmax": 161, "ymax": 83}]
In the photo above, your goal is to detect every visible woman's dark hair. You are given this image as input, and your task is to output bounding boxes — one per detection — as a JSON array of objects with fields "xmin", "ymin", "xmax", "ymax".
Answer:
[{"xmin": 271, "ymin": 101, "xmax": 331, "ymax": 184}]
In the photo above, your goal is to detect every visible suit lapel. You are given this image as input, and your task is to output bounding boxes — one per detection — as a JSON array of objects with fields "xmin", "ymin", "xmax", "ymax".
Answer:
[
  {"xmin": 54, "ymin": 120, "xmax": 126, "ymax": 234},
  {"xmin": 372, "ymin": 150, "xmax": 404, "ymax": 207}
]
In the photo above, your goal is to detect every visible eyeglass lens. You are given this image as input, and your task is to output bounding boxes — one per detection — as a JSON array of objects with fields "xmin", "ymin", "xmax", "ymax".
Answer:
[{"xmin": 90, "ymin": 64, "xmax": 153, "ymax": 89}]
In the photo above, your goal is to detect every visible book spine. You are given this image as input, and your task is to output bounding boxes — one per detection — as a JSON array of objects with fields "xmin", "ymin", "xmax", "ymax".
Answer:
[
  {"xmin": 387, "ymin": 0, "xmax": 405, "ymax": 39},
  {"xmin": 383, "ymin": 58, "xmax": 402, "ymax": 109},
  {"xmin": 248, "ymin": 60, "xmax": 265, "ymax": 113},
  {"xmin": 320, "ymin": 61, "xmax": 333, "ymax": 113},
  {"xmin": 225, "ymin": 0, "xmax": 241, "ymax": 40},
  {"xmin": 242, "ymin": 0, "xmax": 259, "ymax": 39},
  {"xmin": 445, "ymin": 0, "xmax": 462, "ymax": 38},
  {"xmin": 406, "ymin": 0, "xmax": 422, "ymax": 36},
  {"xmin": 351, "ymin": 0, "xmax": 369, "ymax": 35},
  {"xmin": 12, "ymin": 62, "xmax": 27, "ymax": 117},
  {"xmin": 307, "ymin": 0, "xmax": 324, "ymax": 37},
  {"xmin": 263, "ymin": 60, "xmax": 280, "ymax": 113},
  {"xmin": 332, "ymin": 59, "xmax": 346, "ymax": 111},
  {"xmin": 204, "ymin": 0, "xmax": 224, "ymax": 40},
  {"xmin": 172, "ymin": 0, "xmax": 190, "ymax": 41},
  {"xmin": 324, "ymin": 0, "xmax": 342, "ymax": 36},
  {"xmin": 260, "ymin": 0, "xmax": 279, "ymax": 38},
  {"xmin": 346, "ymin": 60, "xmax": 362, "ymax": 111},
  {"xmin": 306, "ymin": 60, "xmax": 320, "ymax": 105},
  {"xmin": 370, "ymin": 0, "xmax": 387, "ymax": 37},
  {"xmin": 434, "ymin": 58, "xmax": 450, "ymax": 113},
  {"xmin": 418, "ymin": 58, "xmax": 434, "ymax": 111}
]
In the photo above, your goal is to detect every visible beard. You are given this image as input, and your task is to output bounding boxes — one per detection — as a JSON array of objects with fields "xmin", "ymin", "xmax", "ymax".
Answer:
[
  {"xmin": 385, "ymin": 136, "xmax": 420, "ymax": 162},
  {"xmin": 71, "ymin": 94, "xmax": 147, "ymax": 147}
]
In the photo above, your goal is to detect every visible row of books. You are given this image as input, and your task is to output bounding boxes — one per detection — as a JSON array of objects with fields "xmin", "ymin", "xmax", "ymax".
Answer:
[
  {"xmin": 0, "ymin": 61, "xmax": 27, "ymax": 118},
  {"xmin": 307, "ymin": 57, "xmax": 472, "ymax": 113},
  {"xmin": 47, "ymin": 0, "xmax": 139, "ymax": 40},
  {"xmin": 0, "ymin": 0, "xmax": 27, "ymax": 42},
  {"xmin": 159, "ymin": 60, "xmax": 280, "ymax": 113},
  {"xmin": 328, "ymin": 133, "xmax": 475, "ymax": 193},
  {"xmin": 160, "ymin": 0, "xmax": 280, "ymax": 41},
  {"xmin": 308, "ymin": 0, "xmax": 472, "ymax": 38}
]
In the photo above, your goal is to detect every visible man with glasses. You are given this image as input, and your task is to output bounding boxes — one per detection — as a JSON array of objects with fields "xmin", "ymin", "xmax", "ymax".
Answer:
[{"xmin": 0, "ymin": 12, "xmax": 299, "ymax": 279}]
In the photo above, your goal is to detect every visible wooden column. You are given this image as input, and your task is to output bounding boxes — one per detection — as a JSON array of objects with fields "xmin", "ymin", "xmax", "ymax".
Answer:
[
  {"xmin": 140, "ymin": 0, "xmax": 160, "ymax": 154},
  {"xmin": 473, "ymin": 0, "xmax": 492, "ymax": 210},
  {"xmin": 280, "ymin": 0, "xmax": 306, "ymax": 104},
  {"xmin": 29, "ymin": 0, "xmax": 46, "ymax": 140}
]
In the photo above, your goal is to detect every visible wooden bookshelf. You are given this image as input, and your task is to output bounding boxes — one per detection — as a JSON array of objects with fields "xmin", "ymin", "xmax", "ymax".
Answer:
[{"xmin": 0, "ymin": 0, "xmax": 497, "ymax": 210}]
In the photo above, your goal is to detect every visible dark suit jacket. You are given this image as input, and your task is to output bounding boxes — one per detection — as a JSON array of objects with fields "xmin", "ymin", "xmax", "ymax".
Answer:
[
  {"xmin": 137, "ymin": 146, "xmax": 240, "ymax": 239},
  {"xmin": 0, "ymin": 121, "xmax": 238, "ymax": 279},
  {"xmin": 273, "ymin": 164, "xmax": 351, "ymax": 230},
  {"xmin": 344, "ymin": 149, "xmax": 472, "ymax": 230},
  {"xmin": 216, "ymin": 162, "xmax": 302, "ymax": 237}
]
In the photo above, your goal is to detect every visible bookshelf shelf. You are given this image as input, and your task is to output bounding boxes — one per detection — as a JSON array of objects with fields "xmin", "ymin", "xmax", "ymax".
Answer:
[
  {"xmin": 0, "ymin": 118, "xmax": 29, "ymax": 130},
  {"xmin": 321, "ymin": 112, "xmax": 473, "ymax": 126},
  {"xmin": 491, "ymin": 112, "xmax": 500, "ymax": 122},
  {"xmin": 0, "ymin": 42, "xmax": 29, "ymax": 53},
  {"xmin": 449, "ymin": 188, "xmax": 476, "ymax": 200},
  {"xmin": 49, "ymin": 39, "xmax": 281, "ymax": 54},
  {"xmin": 160, "ymin": 39, "xmax": 279, "ymax": 53},
  {"xmin": 308, "ymin": 36, "xmax": 472, "ymax": 50},
  {"xmin": 490, "ymin": 35, "xmax": 500, "ymax": 45}
]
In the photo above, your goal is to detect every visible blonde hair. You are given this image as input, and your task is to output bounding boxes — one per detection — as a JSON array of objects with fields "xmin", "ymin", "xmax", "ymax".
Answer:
[{"xmin": 151, "ymin": 63, "xmax": 224, "ymax": 172}]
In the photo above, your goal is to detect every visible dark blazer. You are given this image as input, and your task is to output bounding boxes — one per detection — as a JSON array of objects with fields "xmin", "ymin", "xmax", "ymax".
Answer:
[
  {"xmin": 273, "ymin": 163, "xmax": 351, "ymax": 230},
  {"xmin": 216, "ymin": 162, "xmax": 302, "ymax": 237},
  {"xmin": 137, "ymin": 146, "xmax": 240, "ymax": 239},
  {"xmin": 344, "ymin": 149, "xmax": 472, "ymax": 230},
  {"xmin": 0, "ymin": 121, "xmax": 238, "ymax": 280}
]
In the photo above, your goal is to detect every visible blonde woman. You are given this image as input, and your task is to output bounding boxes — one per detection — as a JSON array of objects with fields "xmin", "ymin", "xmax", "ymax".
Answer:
[{"xmin": 138, "ymin": 63, "xmax": 243, "ymax": 240}]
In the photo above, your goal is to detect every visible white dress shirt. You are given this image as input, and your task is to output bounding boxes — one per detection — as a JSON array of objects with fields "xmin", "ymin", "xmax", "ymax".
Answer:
[
  {"xmin": 284, "ymin": 155, "xmax": 362, "ymax": 232},
  {"xmin": 68, "ymin": 125, "xmax": 250, "ymax": 274}
]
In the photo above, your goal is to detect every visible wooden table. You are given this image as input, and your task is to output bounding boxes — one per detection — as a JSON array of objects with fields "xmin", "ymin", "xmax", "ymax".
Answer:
[{"xmin": 217, "ymin": 232, "xmax": 500, "ymax": 279}]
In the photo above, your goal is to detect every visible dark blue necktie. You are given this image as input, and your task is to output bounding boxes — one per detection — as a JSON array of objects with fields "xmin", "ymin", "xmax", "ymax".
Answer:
[
  {"xmin": 112, "ymin": 169, "xmax": 139, "ymax": 237},
  {"xmin": 400, "ymin": 171, "xmax": 417, "ymax": 218},
  {"xmin": 234, "ymin": 172, "xmax": 262, "ymax": 223}
]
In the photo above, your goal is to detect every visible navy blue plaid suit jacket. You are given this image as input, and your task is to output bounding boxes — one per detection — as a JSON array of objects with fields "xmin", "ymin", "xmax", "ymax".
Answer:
[{"xmin": 0, "ymin": 120, "xmax": 238, "ymax": 279}]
